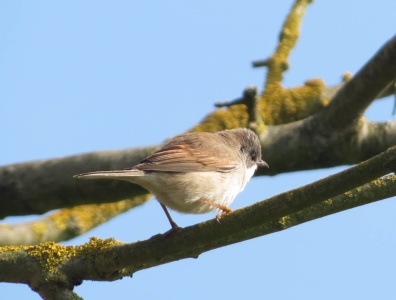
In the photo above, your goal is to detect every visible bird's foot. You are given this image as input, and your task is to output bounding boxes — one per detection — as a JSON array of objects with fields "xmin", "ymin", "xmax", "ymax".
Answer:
[
  {"xmin": 159, "ymin": 202, "xmax": 182, "ymax": 234},
  {"xmin": 198, "ymin": 199, "xmax": 233, "ymax": 223}
]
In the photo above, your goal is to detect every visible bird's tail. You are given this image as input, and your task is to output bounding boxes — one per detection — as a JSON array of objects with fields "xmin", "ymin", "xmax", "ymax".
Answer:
[{"xmin": 74, "ymin": 169, "xmax": 144, "ymax": 180}]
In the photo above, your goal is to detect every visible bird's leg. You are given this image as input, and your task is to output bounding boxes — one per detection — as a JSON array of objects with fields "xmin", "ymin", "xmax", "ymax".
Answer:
[
  {"xmin": 198, "ymin": 199, "xmax": 233, "ymax": 223},
  {"xmin": 159, "ymin": 202, "xmax": 180, "ymax": 231}
]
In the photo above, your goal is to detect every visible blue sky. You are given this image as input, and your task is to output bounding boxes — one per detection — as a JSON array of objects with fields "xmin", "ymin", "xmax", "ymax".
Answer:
[{"xmin": 1, "ymin": 1, "xmax": 396, "ymax": 299}]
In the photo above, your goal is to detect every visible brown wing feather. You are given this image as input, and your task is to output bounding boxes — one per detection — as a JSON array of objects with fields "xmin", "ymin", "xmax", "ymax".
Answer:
[{"xmin": 134, "ymin": 133, "xmax": 238, "ymax": 173}]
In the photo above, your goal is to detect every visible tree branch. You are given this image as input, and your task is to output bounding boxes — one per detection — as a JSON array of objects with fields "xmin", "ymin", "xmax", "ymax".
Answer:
[
  {"xmin": 318, "ymin": 34, "xmax": 396, "ymax": 129},
  {"xmin": 263, "ymin": 0, "xmax": 313, "ymax": 86},
  {"xmin": 0, "ymin": 196, "xmax": 149, "ymax": 246},
  {"xmin": 0, "ymin": 147, "xmax": 156, "ymax": 218}
]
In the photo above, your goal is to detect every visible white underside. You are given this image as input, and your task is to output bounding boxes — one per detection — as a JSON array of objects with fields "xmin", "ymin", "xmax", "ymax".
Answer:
[{"xmin": 128, "ymin": 164, "xmax": 257, "ymax": 214}]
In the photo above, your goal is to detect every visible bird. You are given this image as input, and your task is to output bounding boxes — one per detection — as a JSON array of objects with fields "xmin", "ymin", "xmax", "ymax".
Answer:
[{"xmin": 74, "ymin": 128, "xmax": 268, "ymax": 230}]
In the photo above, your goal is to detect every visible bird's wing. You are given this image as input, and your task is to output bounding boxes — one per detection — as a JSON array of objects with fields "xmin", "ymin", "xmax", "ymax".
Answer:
[{"xmin": 134, "ymin": 133, "xmax": 238, "ymax": 173}]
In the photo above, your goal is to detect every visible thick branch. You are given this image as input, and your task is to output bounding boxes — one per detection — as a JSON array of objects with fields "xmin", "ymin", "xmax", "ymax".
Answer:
[
  {"xmin": 0, "ymin": 147, "xmax": 156, "ymax": 219},
  {"xmin": 259, "ymin": 119, "xmax": 396, "ymax": 175},
  {"xmin": 318, "ymin": 34, "xmax": 396, "ymax": 129}
]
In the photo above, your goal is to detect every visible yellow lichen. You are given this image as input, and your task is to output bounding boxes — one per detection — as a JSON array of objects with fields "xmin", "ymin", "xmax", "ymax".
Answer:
[
  {"xmin": 343, "ymin": 191, "xmax": 355, "ymax": 198},
  {"xmin": 372, "ymin": 179, "xmax": 385, "ymax": 187},
  {"xmin": 191, "ymin": 77, "xmax": 325, "ymax": 133},
  {"xmin": 50, "ymin": 195, "xmax": 150, "ymax": 234},
  {"xmin": 31, "ymin": 221, "xmax": 49, "ymax": 240},
  {"xmin": 25, "ymin": 241, "xmax": 69, "ymax": 274},
  {"xmin": 278, "ymin": 215, "xmax": 292, "ymax": 229},
  {"xmin": 189, "ymin": 0, "xmax": 324, "ymax": 133},
  {"xmin": 191, "ymin": 105, "xmax": 249, "ymax": 133},
  {"xmin": 0, "ymin": 237, "xmax": 123, "ymax": 277},
  {"xmin": 260, "ymin": 79, "xmax": 325, "ymax": 125}
]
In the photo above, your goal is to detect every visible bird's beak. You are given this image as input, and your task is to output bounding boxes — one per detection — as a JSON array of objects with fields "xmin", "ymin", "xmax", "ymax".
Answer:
[{"xmin": 257, "ymin": 160, "xmax": 269, "ymax": 168}]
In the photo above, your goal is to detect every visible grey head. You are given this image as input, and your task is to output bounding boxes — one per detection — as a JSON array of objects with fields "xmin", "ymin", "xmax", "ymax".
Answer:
[{"xmin": 216, "ymin": 128, "xmax": 268, "ymax": 169}]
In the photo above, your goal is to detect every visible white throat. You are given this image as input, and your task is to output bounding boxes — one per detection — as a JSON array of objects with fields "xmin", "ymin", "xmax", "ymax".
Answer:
[{"xmin": 245, "ymin": 164, "xmax": 257, "ymax": 183}]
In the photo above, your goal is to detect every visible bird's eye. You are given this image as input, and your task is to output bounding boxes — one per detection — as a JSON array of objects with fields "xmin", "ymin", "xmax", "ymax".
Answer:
[
  {"xmin": 251, "ymin": 153, "xmax": 257, "ymax": 161},
  {"xmin": 240, "ymin": 146, "xmax": 245, "ymax": 153}
]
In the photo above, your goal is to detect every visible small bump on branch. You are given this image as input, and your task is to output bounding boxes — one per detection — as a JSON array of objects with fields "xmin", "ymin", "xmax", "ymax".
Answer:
[
  {"xmin": 215, "ymin": 86, "xmax": 265, "ymax": 134},
  {"xmin": 251, "ymin": 59, "xmax": 270, "ymax": 68}
]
